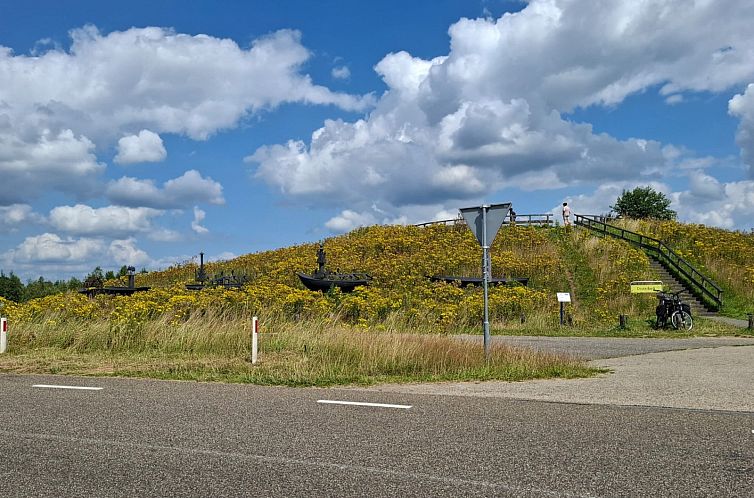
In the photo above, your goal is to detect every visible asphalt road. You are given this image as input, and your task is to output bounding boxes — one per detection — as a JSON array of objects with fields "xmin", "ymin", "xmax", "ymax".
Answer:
[{"xmin": 1, "ymin": 372, "xmax": 753, "ymax": 497}]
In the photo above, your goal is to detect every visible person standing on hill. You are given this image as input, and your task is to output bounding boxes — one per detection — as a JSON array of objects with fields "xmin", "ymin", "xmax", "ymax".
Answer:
[{"xmin": 562, "ymin": 202, "xmax": 572, "ymax": 226}]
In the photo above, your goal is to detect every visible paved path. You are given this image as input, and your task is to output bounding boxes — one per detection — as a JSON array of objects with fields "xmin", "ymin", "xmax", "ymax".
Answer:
[
  {"xmin": 706, "ymin": 315, "xmax": 752, "ymax": 328},
  {"xmin": 359, "ymin": 337, "xmax": 754, "ymax": 412},
  {"xmin": 485, "ymin": 334, "xmax": 754, "ymax": 360}
]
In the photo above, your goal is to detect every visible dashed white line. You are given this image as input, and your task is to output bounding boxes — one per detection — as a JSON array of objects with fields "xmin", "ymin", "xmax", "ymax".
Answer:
[
  {"xmin": 32, "ymin": 384, "xmax": 103, "ymax": 391},
  {"xmin": 317, "ymin": 399, "xmax": 411, "ymax": 409}
]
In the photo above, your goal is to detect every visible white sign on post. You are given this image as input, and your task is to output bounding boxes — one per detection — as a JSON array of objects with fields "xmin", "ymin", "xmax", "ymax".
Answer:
[
  {"xmin": 459, "ymin": 202, "xmax": 512, "ymax": 359},
  {"xmin": 556, "ymin": 292, "xmax": 571, "ymax": 303}
]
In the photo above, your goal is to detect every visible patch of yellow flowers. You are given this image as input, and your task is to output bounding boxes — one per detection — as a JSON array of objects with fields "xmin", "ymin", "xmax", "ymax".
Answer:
[{"xmin": 2, "ymin": 224, "xmax": 653, "ymax": 329}]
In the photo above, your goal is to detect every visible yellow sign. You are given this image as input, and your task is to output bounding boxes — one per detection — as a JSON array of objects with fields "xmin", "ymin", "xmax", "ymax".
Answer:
[{"xmin": 630, "ymin": 281, "xmax": 663, "ymax": 294}]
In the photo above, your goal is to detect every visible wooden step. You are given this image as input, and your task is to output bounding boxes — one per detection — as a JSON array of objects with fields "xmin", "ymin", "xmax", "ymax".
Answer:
[{"xmin": 647, "ymin": 259, "xmax": 716, "ymax": 315}]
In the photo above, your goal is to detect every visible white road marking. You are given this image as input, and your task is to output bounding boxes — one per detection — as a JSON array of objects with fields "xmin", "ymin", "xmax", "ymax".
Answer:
[
  {"xmin": 317, "ymin": 399, "xmax": 411, "ymax": 409},
  {"xmin": 32, "ymin": 384, "xmax": 103, "ymax": 391}
]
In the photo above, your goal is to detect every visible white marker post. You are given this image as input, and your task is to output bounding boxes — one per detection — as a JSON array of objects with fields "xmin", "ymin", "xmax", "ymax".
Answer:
[
  {"xmin": 251, "ymin": 316, "xmax": 259, "ymax": 364},
  {"xmin": 0, "ymin": 317, "xmax": 7, "ymax": 353}
]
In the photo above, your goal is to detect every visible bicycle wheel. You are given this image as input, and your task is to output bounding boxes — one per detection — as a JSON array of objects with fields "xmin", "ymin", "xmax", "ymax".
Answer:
[{"xmin": 671, "ymin": 311, "xmax": 693, "ymax": 331}]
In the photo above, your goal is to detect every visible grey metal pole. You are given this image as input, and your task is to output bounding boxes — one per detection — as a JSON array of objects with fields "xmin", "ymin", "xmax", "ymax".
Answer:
[{"xmin": 482, "ymin": 205, "xmax": 490, "ymax": 360}]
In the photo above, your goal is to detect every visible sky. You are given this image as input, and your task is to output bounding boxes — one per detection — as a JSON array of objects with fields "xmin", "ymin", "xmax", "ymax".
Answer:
[{"xmin": 2, "ymin": 0, "xmax": 754, "ymax": 281}]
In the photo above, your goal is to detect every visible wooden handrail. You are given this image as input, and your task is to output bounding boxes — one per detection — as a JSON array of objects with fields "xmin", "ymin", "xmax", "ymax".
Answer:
[{"xmin": 415, "ymin": 213, "xmax": 554, "ymax": 228}]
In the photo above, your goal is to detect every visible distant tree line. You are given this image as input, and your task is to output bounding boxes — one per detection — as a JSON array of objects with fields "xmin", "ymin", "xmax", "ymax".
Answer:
[
  {"xmin": 0, "ymin": 272, "xmax": 82, "ymax": 303},
  {"xmin": 0, "ymin": 265, "xmax": 146, "ymax": 303}
]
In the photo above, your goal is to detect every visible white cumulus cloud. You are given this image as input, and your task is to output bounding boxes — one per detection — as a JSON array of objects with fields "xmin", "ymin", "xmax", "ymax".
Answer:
[
  {"xmin": 191, "ymin": 206, "xmax": 209, "ymax": 234},
  {"xmin": 48, "ymin": 204, "xmax": 161, "ymax": 236},
  {"xmin": 0, "ymin": 25, "xmax": 373, "ymax": 202},
  {"xmin": 729, "ymin": 83, "xmax": 754, "ymax": 175},
  {"xmin": 114, "ymin": 130, "xmax": 167, "ymax": 164},
  {"xmin": 9, "ymin": 233, "xmax": 105, "ymax": 263},
  {"xmin": 108, "ymin": 238, "xmax": 151, "ymax": 266},
  {"xmin": 0, "ymin": 26, "xmax": 371, "ymax": 141},
  {"xmin": 249, "ymin": 0, "xmax": 754, "ymax": 229},
  {"xmin": 0, "ymin": 126, "xmax": 104, "ymax": 204},
  {"xmin": 0, "ymin": 204, "xmax": 43, "ymax": 230},
  {"xmin": 331, "ymin": 66, "xmax": 351, "ymax": 80},
  {"xmin": 2, "ymin": 232, "xmax": 154, "ymax": 277},
  {"xmin": 325, "ymin": 210, "xmax": 378, "ymax": 232},
  {"xmin": 106, "ymin": 170, "xmax": 224, "ymax": 208}
]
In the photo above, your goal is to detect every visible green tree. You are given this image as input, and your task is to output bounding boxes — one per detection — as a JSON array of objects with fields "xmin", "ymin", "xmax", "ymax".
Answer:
[
  {"xmin": 21, "ymin": 276, "xmax": 71, "ymax": 301},
  {"xmin": 611, "ymin": 186, "xmax": 676, "ymax": 220},
  {"xmin": 0, "ymin": 271, "xmax": 24, "ymax": 302},
  {"xmin": 83, "ymin": 267, "xmax": 105, "ymax": 288},
  {"xmin": 67, "ymin": 277, "xmax": 83, "ymax": 290}
]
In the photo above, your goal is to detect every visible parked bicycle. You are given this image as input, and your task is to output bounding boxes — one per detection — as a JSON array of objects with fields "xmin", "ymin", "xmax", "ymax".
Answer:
[{"xmin": 655, "ymin": 290, "xmax": 693, "ymax": 330}]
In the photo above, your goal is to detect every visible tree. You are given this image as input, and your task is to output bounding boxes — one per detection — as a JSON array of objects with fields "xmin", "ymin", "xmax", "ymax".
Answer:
[
  {"xmin": 21, "ymin": 276, "xmax": 71, "ymax": 301},
  {"xmin": 611, "ymin": 186, "xmax": 676, "ymax": 220},
  {"xmin": 0, "ymin": 272, "xmax": 24, "ymax": 302},
  {"xmin": 67, "ymin": 277, "xmax": 83, "ymax": 290},
  {"xmin": 83, "ymin": 267, "xmax": 105, "ymax": 288}
]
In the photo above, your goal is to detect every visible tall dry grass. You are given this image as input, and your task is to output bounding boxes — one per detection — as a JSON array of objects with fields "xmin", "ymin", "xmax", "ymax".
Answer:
[{"xmin": 4, "ymin": 312, "xmax": 595, "ymax": 385}]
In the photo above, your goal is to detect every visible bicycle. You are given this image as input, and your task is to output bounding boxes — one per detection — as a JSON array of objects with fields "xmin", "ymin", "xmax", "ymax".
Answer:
[{"xmin": 655, "ymin": 291, "xmax": 693, "ymax": 331}]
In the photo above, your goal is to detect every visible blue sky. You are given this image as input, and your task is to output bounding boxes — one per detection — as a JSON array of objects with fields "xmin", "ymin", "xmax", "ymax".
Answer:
[{"xmin": 1, "ymin": 0, "xmax": 754, "ymax": 281}]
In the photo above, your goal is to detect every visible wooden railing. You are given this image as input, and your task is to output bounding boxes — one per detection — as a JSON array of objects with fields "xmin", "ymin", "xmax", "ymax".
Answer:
[
  {"xmin": 415, "ymin": 213, "xmax": 554, "ymax": 228},
  {"xmin": 574, "ymin": 214, "xmax": 723, "ymax": 309}
]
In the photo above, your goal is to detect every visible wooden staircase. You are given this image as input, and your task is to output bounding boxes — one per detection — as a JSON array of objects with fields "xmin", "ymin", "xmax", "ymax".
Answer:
[
  {"xmin": 574, "ymin": 214, "xmax": 723, "ymax": 312},
  {"xmin": 648, "ymin": 259, "xmax": 716, "ymax": 316}
]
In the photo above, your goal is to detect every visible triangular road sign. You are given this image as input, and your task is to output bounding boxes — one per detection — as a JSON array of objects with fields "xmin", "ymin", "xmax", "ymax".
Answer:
[{"xmin": 460, "ymin": 203, "xmax": 511, "ymax": 246}]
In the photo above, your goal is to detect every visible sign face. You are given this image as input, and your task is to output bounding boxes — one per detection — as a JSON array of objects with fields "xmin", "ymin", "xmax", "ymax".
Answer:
[
  {"xmin": 630, "ymin": 281, "xmax": 664, "ymax": 294},
  {"xmin": 556, "ymin": 292, "xmax": 571, "ymax": 303},
  {"xmin": 460, "ymin": 203, "xmax": 511, "ymax": 247}
]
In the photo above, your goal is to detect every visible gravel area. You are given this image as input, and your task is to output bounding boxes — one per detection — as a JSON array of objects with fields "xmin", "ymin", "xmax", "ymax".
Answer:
[{"xmin": 356, "ymin": 337, "xmax": 754, "ymax": 412}]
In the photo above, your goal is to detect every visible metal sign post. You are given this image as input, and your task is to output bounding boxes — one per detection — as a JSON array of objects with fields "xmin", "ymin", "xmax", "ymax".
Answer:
[
  {"xmin": 556, "ymin": 293, "xmax": 571, "ymax": 326},
  {"xmin": 482, "ymin": 207, "xmax": 490, "ymax": 357},
  {"xmin": 460, "ymin": 202, "xmax": 511, "ymax": 359}
]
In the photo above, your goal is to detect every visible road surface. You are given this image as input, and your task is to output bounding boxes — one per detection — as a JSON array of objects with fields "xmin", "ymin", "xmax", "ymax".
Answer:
[{"xmin": 1, "ymin": 338, "xmax": 753, "ymax": 496}]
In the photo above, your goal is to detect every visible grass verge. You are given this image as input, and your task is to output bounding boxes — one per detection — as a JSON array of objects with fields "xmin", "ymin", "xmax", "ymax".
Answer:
[{"xmin": 0, "ymin": 319, "xmax": 598, "ymax": 386}]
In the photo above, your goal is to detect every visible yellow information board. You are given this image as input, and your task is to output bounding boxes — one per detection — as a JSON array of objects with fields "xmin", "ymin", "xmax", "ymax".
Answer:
[{"xmin": 630, "ymin": 281, "xmax": 664, "ymax": 294}]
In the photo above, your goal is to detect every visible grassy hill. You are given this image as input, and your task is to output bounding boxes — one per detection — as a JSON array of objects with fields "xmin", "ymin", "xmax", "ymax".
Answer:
[
  {"xmin": 2, "ymin": 221, "xmax": 749, "ymax": 332},
  {"xmin": 108, "ymin": 222, "xmax": 661, "ymax": 328},
  {"xmin": 1, "ymin": 221, "xmax": 748, "ymax": 385}
]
